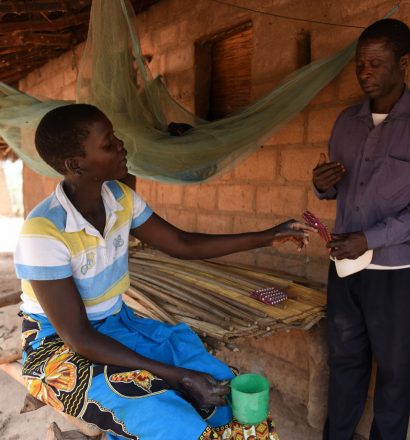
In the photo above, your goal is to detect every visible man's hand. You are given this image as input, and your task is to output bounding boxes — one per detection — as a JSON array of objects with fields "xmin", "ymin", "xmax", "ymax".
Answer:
[
  {"xmin": 327, "ymin": 232, "xmax": 369, "ymax": 260},
  {"xmin": 178, "ymin": 370, "xmax": 230, "ymax": 410},
  {"xmin": 313, "ymin": 153, "xmax": 346, "ymax": 193}
]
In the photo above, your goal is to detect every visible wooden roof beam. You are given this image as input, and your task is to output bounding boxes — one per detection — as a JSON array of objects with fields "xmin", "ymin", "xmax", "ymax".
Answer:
[
  {"xmin": 0, "ymin": 45, "xmax": 34, "ymax": 56},
  {"xmin": 1, "ymin": 53, "xmax": 62, "ymax": 70},
  {"xmin": 0, "ymin": 32, "xmax": 75, "ymax": 48},
  {"xmin": 0, "ymin": 10, "xmax": 89, "ymax": 33},
  {"xmin": 0, "ymin": 1, "xmax": 91, "ymax": 14}
]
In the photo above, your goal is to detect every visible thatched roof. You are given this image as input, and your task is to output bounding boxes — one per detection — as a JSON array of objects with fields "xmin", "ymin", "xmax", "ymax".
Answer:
[
  {"xmin": 0, "ymin": 0, "xmax": 160, "ymax": 160},
  {"xmin": 0, "ymin": 0, "xmax": 159, "ymax": 85}
]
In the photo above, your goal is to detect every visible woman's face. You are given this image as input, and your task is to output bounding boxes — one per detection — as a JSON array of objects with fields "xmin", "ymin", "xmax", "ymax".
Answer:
[{"xmin": 77, "ymin": 113, "xmax": 128, "ymax": 182}]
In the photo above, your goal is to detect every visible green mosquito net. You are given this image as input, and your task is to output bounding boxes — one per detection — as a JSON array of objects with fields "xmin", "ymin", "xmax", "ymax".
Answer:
[{"xmin": 0, "ymin": 0, "xmax": 377, "ymax": 183}]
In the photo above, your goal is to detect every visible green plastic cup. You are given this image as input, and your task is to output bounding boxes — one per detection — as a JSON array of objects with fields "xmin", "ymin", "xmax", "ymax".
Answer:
[{"xmin": 229, "ymin": 373, "xmax": 269, "ymax": 425}]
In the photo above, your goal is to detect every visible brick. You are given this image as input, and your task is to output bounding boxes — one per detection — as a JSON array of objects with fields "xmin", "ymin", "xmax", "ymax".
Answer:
[
  {"xmin": 252, "ymin": 20, "xmax": 299, "ymax": 87},
  {"xmin": 165, "ymin": 69, "xmax": 195, "ymax": 105},
  {"xmin": 43, "ymin": 175, "xmax": 59, "ymax": 195},
  {"xmin": 156, "ymin": 25, "xmax": 179, "ymax": 49},
  {"xmin": 216, "ymin": 343, "xmax": 309, "ymax": 407},
  {"xmin": 23, "ymin": 166, "xmax": 59, "ymax": 215},
  {"xmin": 305, "ymin": 258, "xmax": 329, "ymax": 287},
  {"xmin": 196, "ymin": 213, "xmax": 233, "ymax": 234},
  {"xmin": 20, "ymin": 68, "xmax": 44, "ymax": 90},
  {"xmin": 156, "ymin": 182, "xmax": 183, "ymax": 205},
  {"xmin": 183, "ymin": 184, "xmax": 217, "ymax": 211},
  {"xmin": 306, "ymin": 191, "xmax": 337, "ymax": 223},
  {"xmin": 234, "ymin": 148, "xmax": 277, "ymax": 181},
  {"xmin": 280, "ymin": 147, "xmax": 325, "ymax": 182},
  {"xmin": 214, "ymin": 170, "xmax": 235, "ymax": 182},
  {"xmin": 63, "ymin": 64, "xmax": 78, "ymax": 87},
  {"xmin": 217, "ymin": 184, "xmax": 255, "ymax": 213},
  {"xmin": 248, "ymin": 331, "xmax": 309, "ymax": 370},
  {"xmin": 0, "ymin": 164, "xmax": 13, "ymax": 216},
  {"xmin": 148, "ymin": 52, "xmax": 166, "ymax": 77},
  {"xmin": 256, "ymin": 252, "xmax": 306, "ymax": 280},
  {"xmin": 136, "ymin": 178, "xmax": 157, "ymax": 205},
  {"xmin": 165, "ymin": 44, "xmax": 193, "ymax": 73},
  {"xmin": 311, "ymin": 27, "xmax": 358, "ymax": 60},
  {"xmin": 338, "ymin": 60, "xmax": 363, "ymax": 100},
  {"xmin": 60, "ymin": 84, "xmax": 76, "ymax": 101},
  {"xmin": 233, "ymin": 215, "xmax": 277, "ymax": 233},
  {"xmin": 163, "ymin": 207, "xmax": 196, "ymax": 231},
  {"xmin": 310, "ymin": 80, "xmax": 338, "ymax": 106},
  {"xmin": 256, "ymin": 186, "xmax": 305, "ymax": 217},
  {"xmin": 27, "ymin": 81, "xmax": 56, "ymax": 99},
  {"xmin": 307, "ymin": 105, "xmax": 345, "ymax": 144},
  {"xmin": 265, "ymin": 113, "xmax": 305, "ymax": 146}
]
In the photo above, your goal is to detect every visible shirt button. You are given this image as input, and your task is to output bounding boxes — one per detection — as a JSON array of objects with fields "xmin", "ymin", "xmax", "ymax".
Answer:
[
  {"xmin": 360, "ymin": 182, "xmax": 364, "ymax": 186},
  {"xmin": 364, "ymin": 157, "xmax": 370, "ymax": 162},
  {"xmin": 356, "ymin": 206, "xmax": 360, "ymax": 211}
]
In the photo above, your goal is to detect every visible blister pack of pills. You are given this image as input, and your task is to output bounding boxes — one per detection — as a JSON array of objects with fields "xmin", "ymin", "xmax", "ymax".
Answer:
[{"xmin": 250, "ymin": 287, "xmax": 288, "ymax": 305}]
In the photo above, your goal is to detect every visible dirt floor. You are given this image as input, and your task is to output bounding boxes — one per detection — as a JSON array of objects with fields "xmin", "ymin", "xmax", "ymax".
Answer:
[{"xmin": 0, "ymin": 216, "xmax": 323, "ymax": 440}]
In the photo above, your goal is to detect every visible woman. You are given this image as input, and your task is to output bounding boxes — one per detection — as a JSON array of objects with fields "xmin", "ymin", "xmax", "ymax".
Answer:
[{"xmin": 15, "ymin": 103, "xmax": 313, "ymax": 440}]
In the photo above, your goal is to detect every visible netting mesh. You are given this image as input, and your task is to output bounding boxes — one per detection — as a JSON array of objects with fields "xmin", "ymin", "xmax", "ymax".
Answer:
[{"xmin": 0, "ymin": 0, "xmax": 360, "ymax": 183}]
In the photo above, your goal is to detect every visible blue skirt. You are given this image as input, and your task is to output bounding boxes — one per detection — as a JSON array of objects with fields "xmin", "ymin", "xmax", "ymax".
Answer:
[{"xmin": 21, "ymin": 302, "xmax": 236, "ymax": 439}]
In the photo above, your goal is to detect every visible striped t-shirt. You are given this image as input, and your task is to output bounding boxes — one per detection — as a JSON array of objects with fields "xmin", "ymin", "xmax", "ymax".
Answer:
[{"xmin": 14, "ymin": 180, "xmax": 153, "ymax": 320}]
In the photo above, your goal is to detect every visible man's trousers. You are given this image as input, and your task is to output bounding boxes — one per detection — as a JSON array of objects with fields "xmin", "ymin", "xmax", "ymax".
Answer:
[{"xmin": 323, "ymin": 263, "xmax": 410, "ymax": 440}]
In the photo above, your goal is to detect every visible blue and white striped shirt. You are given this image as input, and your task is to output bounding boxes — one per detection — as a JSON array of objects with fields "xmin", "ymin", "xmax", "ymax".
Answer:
[{"xmin": 15, "ymin": 180, "xmax": 152, "ymax": 320}]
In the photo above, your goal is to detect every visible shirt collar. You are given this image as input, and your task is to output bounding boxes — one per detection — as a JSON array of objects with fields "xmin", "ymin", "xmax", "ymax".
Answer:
[
  {"xmin": 55, "ymin": 181, "xmax": 124, "ymax": 233},
  {"xmin": 355, "ymin": 87, "xmax": 410, "ymax": 120}
]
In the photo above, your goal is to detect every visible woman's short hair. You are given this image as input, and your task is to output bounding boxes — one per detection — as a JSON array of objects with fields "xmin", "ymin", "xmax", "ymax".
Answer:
[
  {"xmin": 35, "ymin": 103, "xmax": 104, "ymax": 174},
  {"xmin": 359, "ymin": 19, "xmax": 410, "ymax": 59}
]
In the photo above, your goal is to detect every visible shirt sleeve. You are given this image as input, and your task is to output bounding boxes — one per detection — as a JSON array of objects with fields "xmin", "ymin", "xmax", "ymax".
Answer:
[
  {"xmin": 313, "ymin": 184, "xmax": 337, "ymax": 200},
  {"xmin": 14, "ymin": 218, "xmax": 72, "ymax": 280},
  {"xmin": 130, "ymin": 190, "xmax": 153, "ymax": 229},
  {"xmin": 364, "ymin": 203, "xmax": 410, "ymax": 249}
]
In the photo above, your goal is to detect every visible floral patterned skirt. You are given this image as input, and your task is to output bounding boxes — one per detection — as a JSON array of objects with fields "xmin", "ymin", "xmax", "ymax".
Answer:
[{"xmin": 21, "ymin": 303, "xmax": 279, "ymax": 440}]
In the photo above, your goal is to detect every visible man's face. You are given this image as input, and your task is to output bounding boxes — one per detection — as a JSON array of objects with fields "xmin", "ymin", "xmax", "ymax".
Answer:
[{"xmin": 355, "ymin": 37, "xmax": 405, "ymax": 100}]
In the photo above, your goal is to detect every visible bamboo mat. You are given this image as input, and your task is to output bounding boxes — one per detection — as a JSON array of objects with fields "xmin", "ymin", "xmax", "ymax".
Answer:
[{"xmin": 124, "ymin": 248, "xmax": 327, "ymax": 343}]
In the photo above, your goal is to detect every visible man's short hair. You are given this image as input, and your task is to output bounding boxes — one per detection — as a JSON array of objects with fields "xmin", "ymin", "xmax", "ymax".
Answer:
[
  {"xmin": 35, "ymin": 103, "xmax": 103, "ymax": 174},
  {"xmin": 358, "ymin": 18, "xmax": 410, "ymax": 59}
]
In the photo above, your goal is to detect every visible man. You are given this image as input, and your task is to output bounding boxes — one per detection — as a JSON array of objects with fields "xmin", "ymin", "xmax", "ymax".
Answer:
[{"xmin": 312, "ymin": 19, "xmax": 410, "ymax": 440}]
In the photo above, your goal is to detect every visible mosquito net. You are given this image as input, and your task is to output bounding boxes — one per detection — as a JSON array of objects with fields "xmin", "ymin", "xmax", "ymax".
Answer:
[{"xmin": 0, "ymin": 0, "xmax": 396, "ymax": 183}]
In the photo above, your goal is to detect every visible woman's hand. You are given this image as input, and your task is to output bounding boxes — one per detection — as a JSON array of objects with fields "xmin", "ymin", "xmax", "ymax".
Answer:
[
  {"xmin": 177, "ymin": 370, "xmax": 230, "ymax": 410},
  {"xmin": 270, "ymin": 219, "xmax": 316, "ymax": 250}
]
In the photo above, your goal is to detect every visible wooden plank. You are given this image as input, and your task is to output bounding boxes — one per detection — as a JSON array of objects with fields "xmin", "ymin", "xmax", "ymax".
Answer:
[
  {"xmin": 0, "ymin": 11, "xmax": 90, "ymax": 33},
  {"xmin": 0, "ymin": 1, "xmax": 91, "ymax": 14},
  {"xmin": 0, "ymin": 32, "xmax": 74, "ymax": 48}
]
